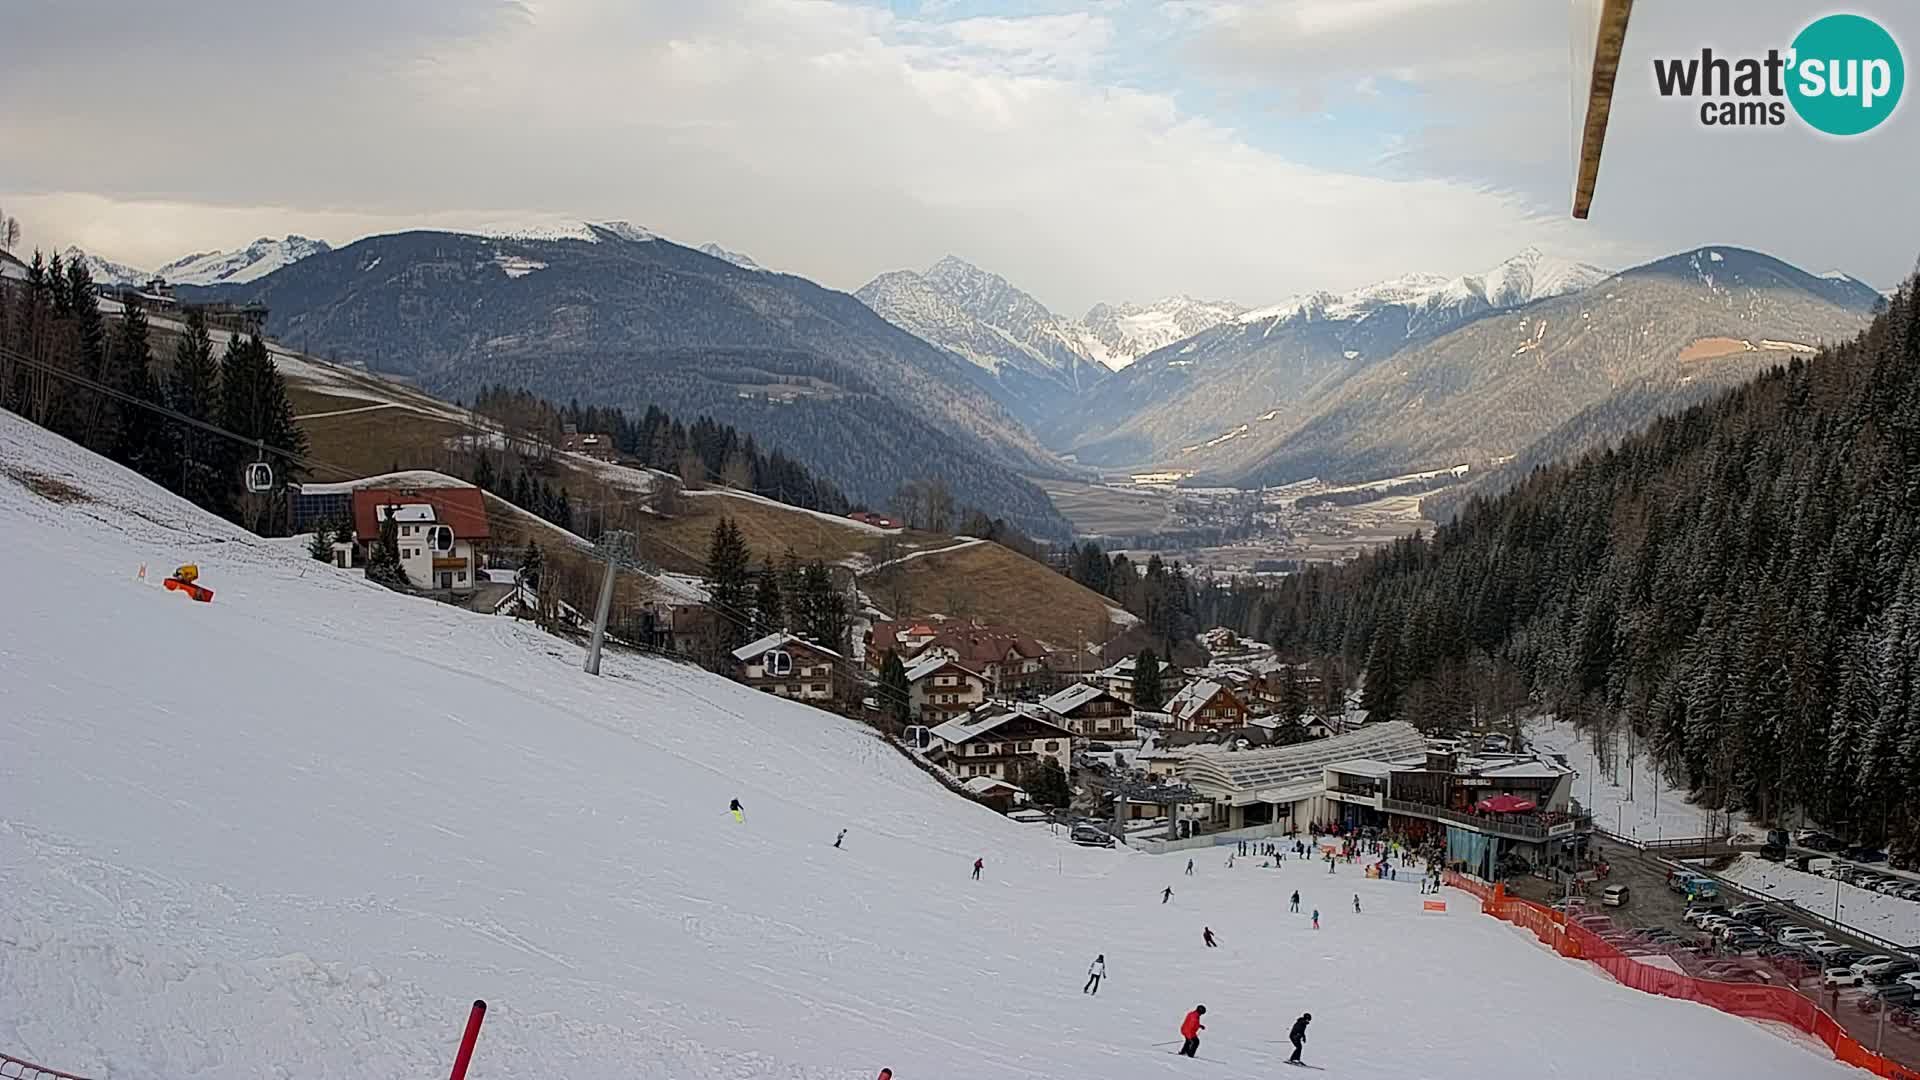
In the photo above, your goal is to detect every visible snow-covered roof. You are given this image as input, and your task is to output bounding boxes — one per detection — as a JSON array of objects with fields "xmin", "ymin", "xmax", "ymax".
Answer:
[
  {"xmin": 1038, "ymin": 682, "xmax": 1110, "ymax": 715},
  {"xmin": 1096, "ymin": 656, "xmax": 1136, "ymax": 678},
  {"xmin": 962, "ymin": 776, "xmax": 1023, "ymax": 796},
  {"xmin": 1326, "ymin": 759, "xmax": 1397, "ymax": 779},
  {"xmin": 1178, "ymin": 721, "xmax": 1427, "ymax": 796},
  {"xmin": 295, "ymin": 471, "xmax": 475, "ymax": 496},
  {"xmin": 378, "ymin": 504, "xmax": 436, "ymax": 523},
  {"xmin": 904, "ymin": 655, "xmax": 981, "ymax": 683},
  {"xmin": 928, "ymin": 707, "xmax": 1070, "ymax": 747},
  {"xmin": 1475, "ymin": 760, "xmax": 1574, "ymax": 781},
  {"xmin": 1166, "ymin": 679, "xmax": 1226, "ymax": 723},
  {"xmin": 731, "ymin": 631, "xmax": 843, "ymax": 663}
]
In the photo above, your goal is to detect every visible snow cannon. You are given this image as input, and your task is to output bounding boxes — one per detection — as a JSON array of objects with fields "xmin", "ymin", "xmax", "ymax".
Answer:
[{"xmin": 164, "ymin": 563, "xmax": 214, "ymax": 602}]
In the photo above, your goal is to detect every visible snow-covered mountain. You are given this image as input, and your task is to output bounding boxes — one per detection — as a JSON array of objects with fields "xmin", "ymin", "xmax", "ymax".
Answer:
[
  {"xmin": 60, "ymin": 246, "xmax": 150, "ymax": 287},
  {"xmin": 856, "ymin": 256, "xmax": 1107, "ymax": 436},
  {"xmin": 1072, "ymin": 296, "xmax": 1247, "ymax": 371},
  {"xmin": 697, "ymin": 242, "xmax": 766, "ymax": 272},
  {"xmin": 1233, "ymin": 248, "xmax": 1608, "ymax": 333},
  {"xmin": 0, "ymin": 408, "xmax": 1859, "ymax": 1080},
  {"xmin": 157, "ymin": 235, "xmax": 332, "ymax": 286},
  {"xmin": 1055, "ymin": 248, "xmax": 1613, "ymax": 466}
]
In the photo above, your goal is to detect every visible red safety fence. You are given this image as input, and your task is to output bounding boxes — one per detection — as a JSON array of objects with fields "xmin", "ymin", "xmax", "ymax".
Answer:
[
  {"xmin": 1444, "ymin": 872, "xmax": 1920, "ymax": 1080},
  {"xmin": 1, "ymin": 1053, "xmax": 94, "ymax": 1080}
]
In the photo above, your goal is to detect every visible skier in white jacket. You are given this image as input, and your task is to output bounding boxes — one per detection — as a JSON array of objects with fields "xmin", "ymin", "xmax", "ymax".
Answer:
[{"xmin": 1083, "ymin": 954, "xmax": 1106, "ymax": 995}]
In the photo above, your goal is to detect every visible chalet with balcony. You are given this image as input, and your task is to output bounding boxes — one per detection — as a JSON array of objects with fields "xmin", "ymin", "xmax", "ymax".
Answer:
[
  {"xmin": 1165, "ymin": 679, "xmax": 1249, "ymax": 731},
  {"xmin": 348, "ymin": 486, "xmax": 490, "ymax": 592},
  {"xmin": 928, "ymin": 706, "xmax": 1074, "ymax": 782},
  {"xmin": 1092, "ymin": 655, "xmax": 1137, "ymax": 703},
  {"xmin": 905, "ymin": 656, "xmax": 989, "ymax": 723},
  {"xmin": 1037, "ymin": 682, "xmax": 1134, "ymax": 741},
  {"xmin": 732, "ymin": 632, "xmax": 843, "ymax": 703}
]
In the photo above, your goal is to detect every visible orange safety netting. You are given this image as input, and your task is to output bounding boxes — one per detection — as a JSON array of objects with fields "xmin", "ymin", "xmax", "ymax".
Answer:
[{"xmin": 1442, "ymin": 872, "xmax": 1920, "ymax": 1080}]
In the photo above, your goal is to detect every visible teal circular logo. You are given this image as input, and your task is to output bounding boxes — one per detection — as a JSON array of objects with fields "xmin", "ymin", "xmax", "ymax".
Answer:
[{"xmin": 1787, "ymin": 14, "xmax": 1904, "ymax": 135}]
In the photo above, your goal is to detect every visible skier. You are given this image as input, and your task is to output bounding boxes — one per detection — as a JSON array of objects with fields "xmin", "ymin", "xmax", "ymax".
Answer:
[
  {"xmin": 1203, "ymin": 926, "xmax": 1218, "ymax": 948},
  {"xmin": 1288, "ymin": 1012, "xmax": 1312, "ymax": 1064},
  {"xmin": 729, "ymin": 798, "xmax": 744, "ymax": 823},
  {"xmin": 1353, "ymin": 893, "xmax": 1361, "ymax": 913},
  {"xmin": 1178, "ymin": 1004, "xmax": 1207, "ymax": 1057},
  {"xmin": 972, "ymin": 857, "xmax": 984, "ymax": 881},
  {"xmin": 835, "ymin": 829, "xmax": 847, "ymax": 849},
  {"xmin": 1162, "ymin": 885, "xmax": 1174, "ymax": 904},
  {"xmin": 1226, "ymin": 853, "xmax": 1235, "ymax": 868},
  {"xmin": 1084, "ymin": 954, "xmax": 1106, "ymax": 995},
  {"xmin": 1186, "ymin": 857, "xmax": 1195, "ymax": 876},
  {"xmin": 1290, "ymin": 890, "xmax": 1300, "ymax": 913},
  {"xmin": 1311, "ymin": 909, "xmax": 1320, "ymax": 930}
]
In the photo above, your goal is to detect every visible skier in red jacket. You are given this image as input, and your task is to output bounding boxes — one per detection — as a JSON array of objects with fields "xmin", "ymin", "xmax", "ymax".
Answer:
[{"xmin": 1178, "ymin": 1004, "xmax": 1207, "ymax": 1057}]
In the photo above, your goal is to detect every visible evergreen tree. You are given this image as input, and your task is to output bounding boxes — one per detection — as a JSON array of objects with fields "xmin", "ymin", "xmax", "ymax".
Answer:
[
  {"xmin": 109, "ymin": 297, "xmax": 172, "ymax": 480},
  {"xmin": 702, "ymin": 517, "xmax": 754, "ymax": 651},
  {"xmin": 1023, "ymin": 757, "xmax": 1073, "ymax": 808},
  {"xmin": 308, "ymin": 520, "xmax": 335, "ymax": 562},
  {"xmin": 474, "ymin": 451, "xmax": 496, "ymax": 494},
  {"xmin": 1134, "ymin": 649, "xmax": 1165, "ymax": 711},
  {"xmin": 754, "ymin": 555, "xmax": 785, "ymax": 635},
  {"xmin": 799, "ymin": 560, "xmax": 847, "ymax": 653},
  {"xmin": 218, "ymin": 332, "xmax": 308, "ymax": 532},
  {"xmin": 879, "ymin": 650, "xmax": 911, "ymax": 732},
  {"xmin": 168, "ymin": 307, "xmax": 227, "ymax": 515},
  {"xmin": 363, "ymin": 508, "xmax": 408, "ymax": 589},
  {"xmin": 521, "ymin": 539, "xmax": 545, "ymax": 590}
]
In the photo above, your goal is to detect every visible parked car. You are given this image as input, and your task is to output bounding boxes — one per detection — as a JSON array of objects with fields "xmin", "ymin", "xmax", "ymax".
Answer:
[
  {"xmin": 1808, "ymin": 940, "xmax": 1854, "ymax": 960},
  {"xmin": 1853, "ymin": 955, "xmax": 1903, "ymax": 975},
  {"xmin": 1851, "ymin": 847, "xmax": 1890, "ymax": 864},
  {"xmin": 1826, "ymin": 966, "xmax": 1868, "ymax": 988},
  {"xmin": 1860, "ymin": 985, "xmax": 1920, "ymax": 1013},
  {"xmin": 1684, "ymin": 904, "xmax": 1728, "ymax": 926},
  {"xmin": 1068, "ymin": 823, "xmax": 1115, "ymax": 847},
  {"xmin": 1778, "ymin": 926, "xmax": 1826, "ymax": 946},
  {"xmin": 1601, "ymin": 884, "xmax": 1631, "ymax": 907},
  {"xmin": 1866, "ymin": 961, "xmax": 1918, "ymax": 985}
]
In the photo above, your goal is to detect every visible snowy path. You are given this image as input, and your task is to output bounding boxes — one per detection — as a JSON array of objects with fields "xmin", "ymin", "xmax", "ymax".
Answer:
[
  {"xmin": 292, "ymin": 402, "xmax": 401, "ymax": 421},
  {"xmin": 860, "ymin": 536, "xmax": 987, "ymax": 573},
  {"xmin": 0, "ymin": 412, "xmax": 1865, "ymax": 1080}
]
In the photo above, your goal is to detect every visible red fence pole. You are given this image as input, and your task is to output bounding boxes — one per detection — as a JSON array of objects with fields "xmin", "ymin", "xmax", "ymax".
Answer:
[{"xmin": 449, "ymin": 999, "xmax": 487, "ymax": 1080}]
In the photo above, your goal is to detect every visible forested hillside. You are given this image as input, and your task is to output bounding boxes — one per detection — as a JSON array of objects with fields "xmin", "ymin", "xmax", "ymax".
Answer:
[
  {"xmin": 185, "ymin": 229, "xmax": 1074, "ymax": 539},
  {"xmin": 1253, "ymin": 272, "xmax": 1920, "ymax": 851}
]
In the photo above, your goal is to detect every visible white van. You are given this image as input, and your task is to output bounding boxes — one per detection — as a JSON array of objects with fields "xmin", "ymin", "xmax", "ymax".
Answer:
[{"xmin": 1601, "ymin": 884, "xmax": 1631, "ymax": 907}]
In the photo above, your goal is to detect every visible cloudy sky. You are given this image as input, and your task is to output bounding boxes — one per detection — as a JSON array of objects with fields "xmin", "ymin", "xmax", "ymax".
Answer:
[{"xmin": 3, "ymin": 0, "xmax": 1915, "ymax": 314}]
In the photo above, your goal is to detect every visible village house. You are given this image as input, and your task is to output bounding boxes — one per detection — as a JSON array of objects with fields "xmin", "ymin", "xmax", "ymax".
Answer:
[
  {"xmin": 1037, "ymin": 682, "xmax": 1135, "ymax": 741},
  {"xmin": 732, "ymin": 632, "xmax": 843, "ymax": 703},
  {"xmin": 1165, "ymin": 679, "xmax": 1251, "ymax": 732},
  {"xmin": 1091, "ymin": 655, "xmax": 1138, "ymax": 703},
  {"xmin": 870, "ymin": 620, "xmax": 1048, "ymax": 695},
  {"xmin": 559, "ymin": 424, "xmax": 618, "ymax": 462},
  {"xmin": 905, "ymin": 656, "xmax": 989, "ymax": 724},
  {"xmin": 348, "ymin": 487, "xmax": 490, "ymax": 592},
  {"xmin": 928, "ymin": 705, "xmax": 1075, "ymax": 782}
]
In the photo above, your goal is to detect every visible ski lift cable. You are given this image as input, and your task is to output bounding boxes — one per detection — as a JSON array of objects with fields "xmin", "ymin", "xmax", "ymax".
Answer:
[{"xmin": 2, "ymin": 345, "xmax": 947, "ymax": 702}]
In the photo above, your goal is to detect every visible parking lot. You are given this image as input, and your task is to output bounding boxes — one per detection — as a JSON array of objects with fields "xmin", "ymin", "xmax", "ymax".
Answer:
[{"xmin": 1509, "ymin": 843, "xmax": 1920, "ymax": 1067}]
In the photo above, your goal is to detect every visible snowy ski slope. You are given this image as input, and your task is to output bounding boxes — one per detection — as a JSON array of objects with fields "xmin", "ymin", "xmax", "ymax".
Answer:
[{"xmin": 0, "ymin": 412, "xmax": 1864, "ymax": 1080}]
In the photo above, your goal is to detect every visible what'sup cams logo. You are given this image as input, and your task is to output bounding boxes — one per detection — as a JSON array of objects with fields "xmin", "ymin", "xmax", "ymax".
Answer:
[{"xmin": 1653, "ymin": 13, "xmax": 1903, "ymax": 134}]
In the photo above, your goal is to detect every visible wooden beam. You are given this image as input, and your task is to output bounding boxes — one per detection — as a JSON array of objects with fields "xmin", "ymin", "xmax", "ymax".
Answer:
[{"xmin": 1572, "ymin": 0, "xmax": 1635, "ymax": 219}]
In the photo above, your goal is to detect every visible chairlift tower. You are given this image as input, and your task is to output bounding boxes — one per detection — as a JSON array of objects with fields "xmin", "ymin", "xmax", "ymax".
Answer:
[{"xmin": 584, "ymin": 529, "xmax": 634, "ymax": 675}]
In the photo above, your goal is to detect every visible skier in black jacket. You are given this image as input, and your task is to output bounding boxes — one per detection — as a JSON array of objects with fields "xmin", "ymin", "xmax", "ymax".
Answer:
[{"xmin": 1288, "ymin": 1012, "xmax": 1312, "ymax": 1063}]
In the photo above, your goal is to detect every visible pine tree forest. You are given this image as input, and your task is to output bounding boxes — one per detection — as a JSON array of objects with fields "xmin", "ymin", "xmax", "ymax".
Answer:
[
  {"xmin": 1239, "ymin": 276, "xmax": 1920, "ymax": 852},
  {"xmin": 0, "ymin": 253, "xmax": 308, "ymax": 533}
]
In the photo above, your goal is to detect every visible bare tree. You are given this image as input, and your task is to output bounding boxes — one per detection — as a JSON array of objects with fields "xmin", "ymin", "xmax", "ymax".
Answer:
[
  {"xmin": 0, "ymin": 210, "xmax": 19, "ymax": 253},
  {"xmin": 925, "ymin": 476, "xmax": 955, "ymax": 534},
  {"xmin": 678, "ymin": 448, "xmax": 708, "ymax": 489}
]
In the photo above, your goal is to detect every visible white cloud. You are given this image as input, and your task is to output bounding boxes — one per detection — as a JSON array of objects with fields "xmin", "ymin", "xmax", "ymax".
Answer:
[{"xmin": 15, "ymin": 0, "xmax": 1901, "ymax": 315}]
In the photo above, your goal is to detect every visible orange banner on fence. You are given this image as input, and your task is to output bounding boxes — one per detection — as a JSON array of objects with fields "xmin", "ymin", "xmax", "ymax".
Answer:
[
  {"xmin": 1443, "ymin": 869, "xmax": 1920, "ymax": 1079},
  {"xmin": 1422, "ymin": 900, "xmax": 1447, "ymax": 912}
]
